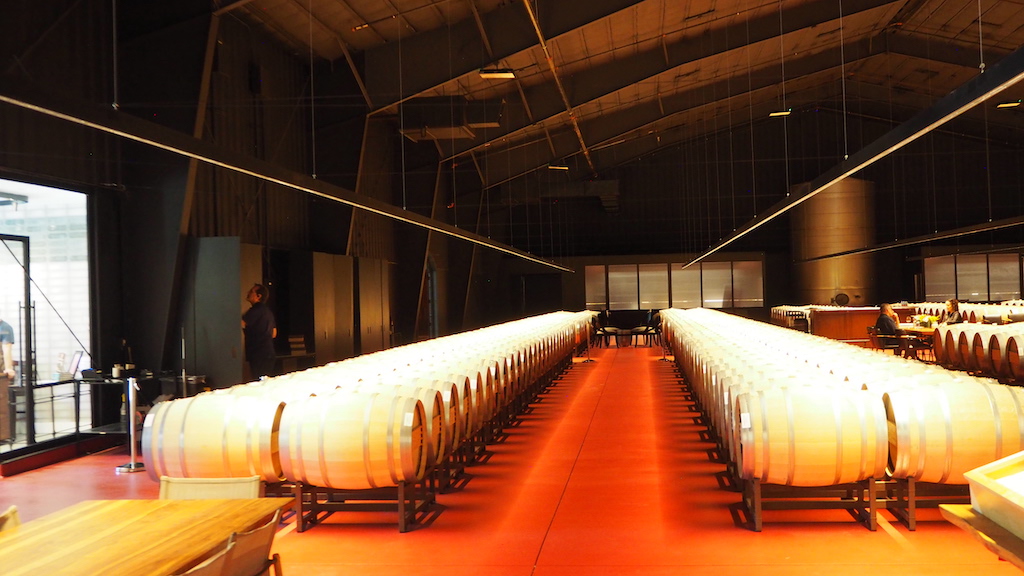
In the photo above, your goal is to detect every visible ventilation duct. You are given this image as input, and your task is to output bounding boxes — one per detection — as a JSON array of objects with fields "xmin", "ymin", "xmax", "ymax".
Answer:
[{"xmin": 398, "ymin": 97, "xmax": 503, "ymax": 141}]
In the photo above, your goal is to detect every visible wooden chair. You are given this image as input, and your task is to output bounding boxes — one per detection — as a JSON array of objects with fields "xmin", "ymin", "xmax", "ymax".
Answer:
[
  {"xmin": 866, "ymin": 326, "xmax": 900, "ymax": 354},
  {"xmin": 0, "ymin": 505, "xmax": 20, "ymax": 532},
  {"xmin": 225, "ymin": 509, "xmax": 283, "ymax": 576},
  {"xmin": 172, "ymin": 540, "xmax": 235, "ymax": 576},
  {"xmin": 159, "ymin": 476, "xmax": 262, "ymax": 500}
]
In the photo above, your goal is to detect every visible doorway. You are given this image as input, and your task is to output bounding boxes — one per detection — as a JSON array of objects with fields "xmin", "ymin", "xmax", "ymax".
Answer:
[{"xmin": 0, "ymin": 179, "xmax": 92, "ymax": 455}]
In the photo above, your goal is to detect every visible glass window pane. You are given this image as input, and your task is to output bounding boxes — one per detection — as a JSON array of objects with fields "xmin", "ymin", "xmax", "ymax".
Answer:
[
  {"xmin": 924, "ymin": 255, "xmax": 955, "ymax": 301},
  {"xmin": 671, "ymin": 264, "xmax": 701, "ymax": 309},
  {"xmin": 638, "ymin": 264, "xmax": 669, "ymax": 310},
  {"xmin": 607, "ymin": 264, "xmax": 639, "ymax": 310},
  {"xmin": 956, "ymin": 254, "xmax": 987, "ymax": 302},
  {"xmin": 584, "ymin": 265, "xmax": 607, "ymax": 310},
  {"xmin": 990, "ymin": 254, "xmax": 1020, "ymax": 302},
  {"xmin": 732, "ymin": 261, "xmax": 764, "ymax": 307},
  {"xmin": 701, "ymin": 262, "xmax": 733, "ymax": 308}
]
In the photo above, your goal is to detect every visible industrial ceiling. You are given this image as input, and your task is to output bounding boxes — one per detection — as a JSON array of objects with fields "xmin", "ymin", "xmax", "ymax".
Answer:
[{"xmin": 221, "ymin": 0, "xmax": 1024, "ymax": 194}]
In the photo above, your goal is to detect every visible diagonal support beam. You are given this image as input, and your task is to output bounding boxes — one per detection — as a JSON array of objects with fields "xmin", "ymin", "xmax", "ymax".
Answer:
[
  {"xmin": 685, "ymin": 41, "xmax": 1024, "ymax": 267},
  {"xmin": 0, "ymin": 81, "xmax": 573, "ymax": 272},
  {"xmin": 440, "ymin": 0, "xmax": 901, "ymax": 162},
  {"xmin": 363, "ymin": 0, "xmax": 645, "ymax": 111}
]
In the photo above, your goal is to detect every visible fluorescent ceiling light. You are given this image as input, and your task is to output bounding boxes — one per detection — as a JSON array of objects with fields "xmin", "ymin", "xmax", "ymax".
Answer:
[
  {"xmin": 997, "ymin": 100, "xmax": 1021, "ymax": 108},
  {"xmin": 479, "ymin": 68, "xmax": 516, "ymax": 79},
  {"xmin": 769, "ymin": 109, "xmax": 792, "ymax": 117},
  {"xmin": 547, "ymin": 164, "xmax": 569, "ymax": 171}
]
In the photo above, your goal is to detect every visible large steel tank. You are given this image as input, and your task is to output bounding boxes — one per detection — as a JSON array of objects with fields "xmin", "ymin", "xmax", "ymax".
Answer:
[{"xmin": 790, "ymin": 178, "xmax": 875, "ymax": 306}]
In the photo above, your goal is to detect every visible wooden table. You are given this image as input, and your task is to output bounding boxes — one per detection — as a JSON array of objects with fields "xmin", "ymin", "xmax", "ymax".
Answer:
[
  {"xmin": 940, "ymin": 504, "xmax": 1024, "ymax": 571},
  {"xmin": 0, "ymin": 498, "xmax": 292, "ymax": 576}
]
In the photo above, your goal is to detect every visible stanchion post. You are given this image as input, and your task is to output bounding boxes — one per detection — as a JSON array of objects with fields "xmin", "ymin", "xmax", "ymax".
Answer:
[{"xmin": 116, "ymin": 376, "xmax": 145, "ymax": 473}]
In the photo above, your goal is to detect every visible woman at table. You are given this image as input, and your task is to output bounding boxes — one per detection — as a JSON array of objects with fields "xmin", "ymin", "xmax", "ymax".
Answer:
[
  {"xmin": 940, "ymin": 299, "xmax": 963, "ymax": 324},
  {"xmin": 875, "ymin": 303, "xmax": 901, "ymax": 348}
]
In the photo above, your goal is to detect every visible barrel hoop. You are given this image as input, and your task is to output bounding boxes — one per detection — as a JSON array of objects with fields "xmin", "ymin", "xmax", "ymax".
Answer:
[
  {"xmin": 386, "ymin": 395, "xmax": 398, "ymax": 484},
  {"xmin": 979, "ymin": 381, "xmax": 1004, "ymax": 462},
  {"xmin": 363, "ymin": 394, "xmax": 379, "ymax": 489},
  {"xmin": 937, "ymin": 385, "xmax": 954, "ymax": 484},
  {"xmin": 1012, "ymin": 387, "xmax": 1024, "ymax": 454},
  {"xmin": 178, "ymin": 398, "xmax": 196, "ymax": 478},
  {"xmin": 154, "ymin": 402, "xmax": 171, "ymax": 478},
  {"xmin": 758, "ymin": 389, "xmax": 770, "ymax": 482}
]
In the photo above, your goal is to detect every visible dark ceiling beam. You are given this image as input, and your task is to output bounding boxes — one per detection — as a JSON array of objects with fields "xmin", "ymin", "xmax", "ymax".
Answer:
[
  {"xmin": 279, "ymin": 0, "xmax": 373, "ymax": 108},
  {"xmin": 362, "ymin": 0, "xmax": 645, "ymax": 112},
  {"xmin": 213, "ymin": 0, "xmax": 258, "ymax": 16},
  {"xmin": 686, "ymin": 40, "xmax": 1024, "ymax": 267},
  {"xmin": 439, "ymin": 0, "xmax": 902, "ymax": 161},
  {"xmin": 478, "ymin": 38, "xmax": 882, "ymax": 188},
  {"xmin": 519, "ymin": 0, "xmax": 595, "ymax": 176},
  {"xmin": 885, "ymin": 32, "xmax": 1010, "ymax": 70},
  {"xmin": 477, "ymin": 30, "xmax": 1017, "ymax": 189}
]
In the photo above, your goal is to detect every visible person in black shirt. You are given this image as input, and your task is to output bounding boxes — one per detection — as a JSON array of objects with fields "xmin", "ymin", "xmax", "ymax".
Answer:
[
  {"xmin": 874, "ymin": 303, "xmax": 901, "ymax": 349},
  {"xmin": 241, "ymin": 283, "xmax": 277, "ymax": 379}
]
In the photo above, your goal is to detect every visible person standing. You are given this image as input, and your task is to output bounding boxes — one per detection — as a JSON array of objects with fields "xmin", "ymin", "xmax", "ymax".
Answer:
[
  {"xmin": 0, "ymin": 316, "xmax": 13, "ymax": 441},
  {"xmin": 241, "ymin": 284, "xmax": 276, "ymax": 379}
]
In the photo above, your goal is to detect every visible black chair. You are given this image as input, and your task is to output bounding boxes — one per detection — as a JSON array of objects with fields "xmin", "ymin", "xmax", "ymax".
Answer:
[
  {"xmin": 866, "ymin": 326, "xmax": 900, "ymax": 354},
  {"xmin": 631, "ymin": 310, "xmax": 660, "ymax": 347}
]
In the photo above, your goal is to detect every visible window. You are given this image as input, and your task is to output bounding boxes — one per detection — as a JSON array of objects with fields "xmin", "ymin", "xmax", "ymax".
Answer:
[
  {"xmin": 586, "ymin": 258, "xmax": 763, "ymax": 310},
  {"xmin": 924, "ymin": 253, "xmax": 1022, "ymax": 302},
  {"xmin": 924, "ymin": 256, "xmax": 956, "ymax": 301},
  {"xmin": 701, "ymin": 262, "xmax": 732, "ymax": 309},
  {"xmin": 638, "ymin": 264, "xmax": 669, "ymax": 310},
  {"xmin": 732, "ymin": 261, "xmax": 765, "ymax": 307},
  {"xmin": 584, "ymin": 266, "xmax": 606, "ymax": 311},
  {"xmin": 607, "ymin": 264, "xmax": 639, "ymax": 310},
  {"xmin": 671, "ymin": 265, "xmax": 702, "ymax": 309}
]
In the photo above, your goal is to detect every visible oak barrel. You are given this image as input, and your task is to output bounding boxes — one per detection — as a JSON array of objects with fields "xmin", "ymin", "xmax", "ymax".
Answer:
[
  {"xmin": 735, "ymin": 386, "xmax": 888, "ymax": 486},
  {"xmin": 883, "ymin": 378, "xmax": 1024, "ymax": 484},
  {"xmin": 278, "ymin": 389, "xmax": 426, "ymax": 490},
  {"xmin": 142, "ymin": 392, "xmax": 285, "ymax": 482}
]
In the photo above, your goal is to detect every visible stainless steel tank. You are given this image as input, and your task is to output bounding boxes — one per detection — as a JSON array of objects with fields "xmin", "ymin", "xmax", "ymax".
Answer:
[{"xmin": 790, "ymin": 178, "xmax": 875, "ymax": 306}]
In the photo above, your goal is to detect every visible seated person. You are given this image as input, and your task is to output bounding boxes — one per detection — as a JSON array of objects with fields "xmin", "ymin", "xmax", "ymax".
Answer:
[
  {"xmin": 874, "ymin": 303, "xmax": 901, "ymax": 348},
  {"xmin": 939, "ymin": 299, "xmax": 963, "ymax": 324}
]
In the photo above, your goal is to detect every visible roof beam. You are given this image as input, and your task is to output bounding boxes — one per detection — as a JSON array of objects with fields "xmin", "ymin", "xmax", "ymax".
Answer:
[
  {"xmin": 362, "ymin": 0, "xmax": 645, "ymax": 112},
  {"xmin": 479, "ymin": 38, "xmax": 883, "ymax": 188},
  {"xmin": 440, "ymin": 0, "xmax": 902, "ymax": 161}
]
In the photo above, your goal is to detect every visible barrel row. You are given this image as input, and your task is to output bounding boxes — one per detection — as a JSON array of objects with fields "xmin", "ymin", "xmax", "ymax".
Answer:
[
  {"xmin": 662, "ymin": 308, "xmax": 1024, "ymax": 486},
  {"xmin": 142, "ymin": 310, "xmax": 596, "ymax": 490},
  {"xmin": 932, "ymin": 322, "xmax": 1024, "ymax": 380}
]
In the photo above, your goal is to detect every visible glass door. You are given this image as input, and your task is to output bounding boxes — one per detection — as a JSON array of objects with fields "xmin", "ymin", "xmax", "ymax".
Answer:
[{"xmin": 0, "ymin": 234, "xmax": 33, "ymax": 448}]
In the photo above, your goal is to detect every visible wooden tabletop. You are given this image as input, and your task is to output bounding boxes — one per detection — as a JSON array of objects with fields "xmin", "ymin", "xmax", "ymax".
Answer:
[
  {"xmin": 899, "ymin": 324, "xmax": 936, "ymax": 337},
  {"xmin": 0, "ymin": 498, "xmax": 292, "ymax": 576},
  {"xmin": 940, "ymin": 504, "xmax": 1024, "ymax": 571}
]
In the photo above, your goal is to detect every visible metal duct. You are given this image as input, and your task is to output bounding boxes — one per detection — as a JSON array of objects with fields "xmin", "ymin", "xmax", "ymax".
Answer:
[{"xmin": 790, "ymin": 177, "xmax": 875, "ymax": 306}]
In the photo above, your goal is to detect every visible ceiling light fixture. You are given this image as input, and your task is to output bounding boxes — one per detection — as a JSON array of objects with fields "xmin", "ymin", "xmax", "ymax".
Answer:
[
  {"xmin": 769, "ymin": 109, "xmax": 792, "ymax": 117},
  {"xmin": 352, "ymin": 23, "xmax": 369, "ymax": 31},
  {"xmin": 996, "ymin": 100, "xmax": 1021, "ymax": 108},
  {"xmin": 479, "ymin": 68, "xmax": 516, "ymax": 79},
  {"xmin": 547, "ymin": 164, "xmax": 570, "ymax": 171}
]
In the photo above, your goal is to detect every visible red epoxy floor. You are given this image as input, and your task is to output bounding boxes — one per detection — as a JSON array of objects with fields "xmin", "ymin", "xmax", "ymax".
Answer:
[{"xmin": 1, "ymin": 346, "xmax": 1014, "ymax": 575}]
